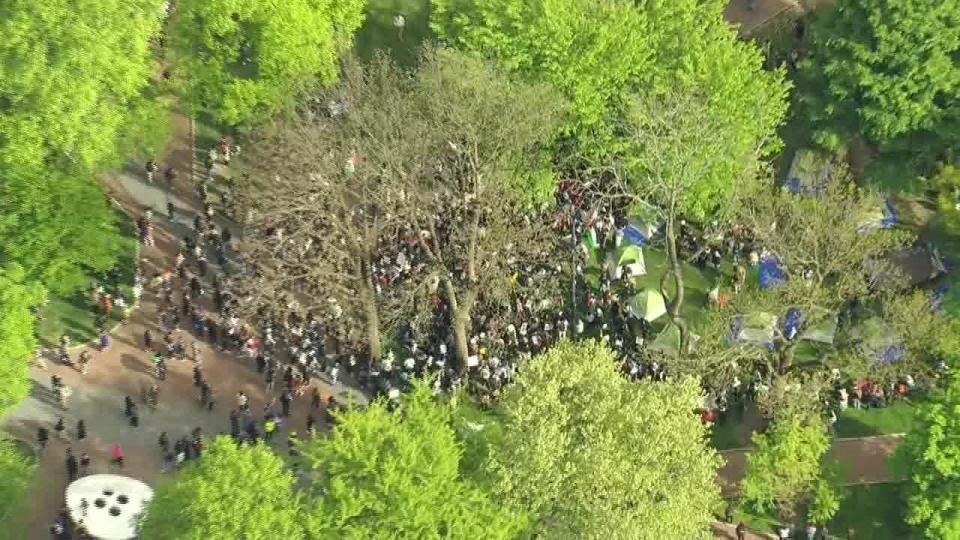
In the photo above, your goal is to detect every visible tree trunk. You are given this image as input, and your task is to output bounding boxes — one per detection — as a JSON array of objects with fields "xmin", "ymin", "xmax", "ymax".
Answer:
[
  {"xmin": 363, "ymin": 292, "xmax": 381, "ymax": 366},
  {"xmin": 359, "ymin": 256, "xmax": 381, "ymax": 366},
  {"xmin": 440, "ymin": 278, "xmax": 475, "ymax": 376},
  {"xmin": 451, "ymin": 309, "xmax": 471, "ymax": 377},
  {"xmin": 660, "ymin": 212, "xmax": 691, "ymax": 355}
]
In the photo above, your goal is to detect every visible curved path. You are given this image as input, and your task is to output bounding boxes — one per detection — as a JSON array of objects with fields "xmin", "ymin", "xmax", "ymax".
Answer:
[
  {"xmin": 3, "ymin": 112, "xmax": 350, "ymax": 536},
  {"xmin": 717, "ymin": 434, "xmax": 905, "ymax": 494}
]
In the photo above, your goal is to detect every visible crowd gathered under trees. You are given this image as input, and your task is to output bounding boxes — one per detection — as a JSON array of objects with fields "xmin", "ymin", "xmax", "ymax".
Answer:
[{"xmin": 3, "ymin": 0, "xmax": 960, "ymax": 538}]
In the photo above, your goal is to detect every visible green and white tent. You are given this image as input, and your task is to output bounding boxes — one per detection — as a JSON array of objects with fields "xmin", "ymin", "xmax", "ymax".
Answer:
[
  {"xmin": 650, "ymin": 323, "xmax": 699, "ymax": 357},
  {"xmin": 627, "ymin": 289, "xmax": 667, "ymax": 322},
  {"xmin": 606, "ymin": 244, "xmax": 646, "ymax": 280}
]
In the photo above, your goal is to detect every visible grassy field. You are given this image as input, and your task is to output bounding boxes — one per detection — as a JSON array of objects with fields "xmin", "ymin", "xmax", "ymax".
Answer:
[
  {"xmin": 835, "ymin": 400, "xmax": 918, "ymax": 438},
  {"xmin": 355, "ymin": 0, "xmax": 433, "ymax": 68},
  {"xmin": 731, "ymin": 483, "xmax": 912, "ymax": 539},
  {"xmin": 829, "ymin": 483, "xmax": 912, "ymax": 539},
  {"xmin": 36, "ymin": 210, "xmax": 139, "ymax": 345}
]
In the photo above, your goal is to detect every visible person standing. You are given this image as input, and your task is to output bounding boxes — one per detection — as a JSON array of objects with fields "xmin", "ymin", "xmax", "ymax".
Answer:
[
  {"xmin": 77, "ymin": 350, "xmax": 91, "ymax": 375},
  {"xmin": 76, "ymin": 420, "xmax": 86, "ymax": 442},
  {"xmin": 280, "ymin": 388, "xmax": 292, "ymax": 417},
  {"xmin": 66, "ymin": 448, "xmax": 79, "ymax": 482},
  {"xmin": 79, "ymin": 452, "xmax": 91, "ymax": 476},
  {"xmin": 157, "ymin": 432, "xmax": 171, "ymax": 457},
  {"xmin": 229, "ymin": 409, "xmax": 240, "ymax": 439},
  {"xmin": 236, "ymin": 391, "xmax": 248, "ymax": 411},
  {"xmin": 263, "ymin": 416, "xmax": 276, "ymax": 441},
  {"xmin": 54, "ymin": 417, "xmax": 66, "ymax": 441},
  {"xmin": 124, "ymin": 395, "xmax": 134, "ymax": 418}
]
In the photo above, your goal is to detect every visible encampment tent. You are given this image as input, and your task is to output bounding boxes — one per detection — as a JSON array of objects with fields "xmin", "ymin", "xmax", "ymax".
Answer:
[
  {"xmin": 627, "ymin": 289, "xmax": 666, "ymax": 322},
  {"xmin": 784, "ymin": 148, "xmax": 833, "ymax": 195},
  {"xmin": 729, "ymin": 312, "xmax": 777, "ymax": 349},
  {"xmin": 622, "ymin": 219, "xmax": 658, "ymax": 246},
  {"xmin": 758, "ymin": 254, "xmax": 786, "ymax": 289},
  {"xmin": 650, "ymin": 323, "xmax": 699, "ymax": 357},
  {"xmin": 851, "ymin": 318, "xmax": 905, "ymax": 365},
  {"xmin": 606, "ymin": 245, "xmax": 646, "ymax": 279},
  {"xmin": 866, "ymin": 246, "xmax": 946, "ymax": 289},
  {"xmin": 856, "ymin": 198, "xmax": 898, "ymax": 234},
  {"xmin": 781, "ymin": 307, "xmax": 837, "ymax": 344}
]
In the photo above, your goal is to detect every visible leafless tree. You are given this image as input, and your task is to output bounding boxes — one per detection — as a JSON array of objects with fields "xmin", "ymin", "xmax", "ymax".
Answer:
[
  {"xmin": 399, "ymin": 50, "xmax": 565, "ymax": 373},
  {"xmin": 234, "ymin": 56, "xmax": 430, "ymax": 363}
]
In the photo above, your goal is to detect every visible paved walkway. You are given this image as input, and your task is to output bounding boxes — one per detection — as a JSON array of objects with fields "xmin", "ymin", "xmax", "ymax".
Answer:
[
  {"xmin": 716, "ymin": 434, "xmax": 904, "ymax": 495},
  {"xmin": 3, "ymin": 110, "xmax": 357, "ymax": 536}
]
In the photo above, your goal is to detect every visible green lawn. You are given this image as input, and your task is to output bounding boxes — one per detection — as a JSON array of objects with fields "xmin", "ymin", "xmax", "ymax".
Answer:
[
  {"xmin": 835, "ymin": 400, "xmax": 918, "ymax": 438},
  {"xmin": 36, "ymin": 210, "xmax": 139, "ymax": 345},
  {"xmin": 730, "ymin": 483, "xmax": 912, "ymax": 539},
  {"xmin": 829, "ymin": 483, "xmax": 912, "ymax": 539},
  {"xmin": 355, "ymin": 0, "xmax": 433, "ymax": 68},
  {"xmin": 711, "ymin": 404, "xmax": 766, "ymax": 450}
]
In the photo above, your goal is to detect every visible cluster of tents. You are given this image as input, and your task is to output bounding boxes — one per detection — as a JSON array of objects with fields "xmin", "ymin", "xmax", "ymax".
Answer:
[{"xmin": 578, "ymin": 152, "xmax": 947, "ymax": 364}]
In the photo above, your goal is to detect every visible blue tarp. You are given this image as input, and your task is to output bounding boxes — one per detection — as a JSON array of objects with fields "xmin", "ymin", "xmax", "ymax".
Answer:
[
  {"xmin": 758, "ymin": 255, "xmax": 786, "ymax": 289},
  {"xmin": 782, "ymin": 308, "xmax": 803, "ymax": 340},
  {"xmin": 622, "ymin": 220, "xmax": 657, "ymax": 246},
  {"xmin": 623, "ymin": 225, "xmax": 648, "ymax": 245}
]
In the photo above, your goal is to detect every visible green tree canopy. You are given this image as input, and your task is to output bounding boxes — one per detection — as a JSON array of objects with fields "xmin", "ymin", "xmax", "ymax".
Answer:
[
  {"xmin": 491, "ymin": 339, "xmax": 721, "ymax": 539},
  {"xmin": 902, "ymin": 375, "xmax": 960, "ymax": 538},
  {"xmin": 171, "ymin": 0, "xmax": 366, "ymax": 126},
  {"xmin": 299, "ymin": 382, "xmax": 526, "ymax": 539},
  {"xmin": 0, "ymin": 436, "xmax": 36, "ymax": 534},
  {"xmin": 139, "ymin": 437, "xmax": 304, "ymax": 540},
  {"xmin": 0, "ymin": 0, "xmax": 166, "ymax": 172},
  {"xmin": 0, "ymin": 264, "xmax": 45, "ymax": 415},
  {"xmin": 741, "ymin": 413, "xmax": 830, "ymax": 520},
  {"xmin": 0, "ymin": 170, "xmax": 125, "ymax": 293},
  {"xmin": 0, "ymin": 0, "xmax": 166, "ymax": 291},
  {"xmin": 431, "ymin": 0, "xmax": 788, "ymax": 201},
  {"xmin": 803, "ymin": 0, "xmax": 960, "ymax": 143}
]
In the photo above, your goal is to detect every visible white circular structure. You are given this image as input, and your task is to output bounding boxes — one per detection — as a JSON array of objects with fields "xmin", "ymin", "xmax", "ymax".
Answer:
[{"xmin": 65, "ymin": 474, "xmax": 153, "ymax": 540}]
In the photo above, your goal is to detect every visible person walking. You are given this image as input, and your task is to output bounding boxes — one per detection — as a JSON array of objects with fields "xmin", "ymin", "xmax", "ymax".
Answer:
[
  {"xmin": 54, "ymin": 417, "xmax": 66, "ymax": 441},
  {"xmin": 145, "ymin": 159, "xmax": 158, "ymax": 183},
  {"xmin": 110, "ymin": 443, "xmax": 124, "ymax": 470},
  {"xmin": 76, "ymin": 420, "xmax": 86, "ymax": 442},
  {"xmin": 124, "ymin": 396, "xmax": 134, "ymax": 418},
  {"xmin": 57, "ymin": 385, "xmax": 72, "ymax": 410},
  {"xmin": 736, "ymin": 522, "xmax": 746, "ymax": 540},
  {"xmin": 37, "ymin": 426, "xmax": 49, "ymax": 451},
  {"xmin": 129, "ymin": 403, "xmax": 140, "ymax": 427}
]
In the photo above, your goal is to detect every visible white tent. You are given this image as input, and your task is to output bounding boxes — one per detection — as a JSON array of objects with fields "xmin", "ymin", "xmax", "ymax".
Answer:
[
  {"xmin": 66, "ymin": 474, "xmax": 153, "ymax": 540},
  {"xmin": 731, "ymin": 312, "xmax": 778, "ymax": 348}
]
